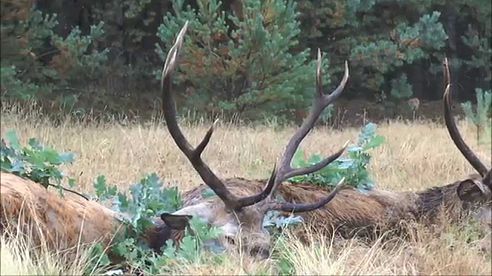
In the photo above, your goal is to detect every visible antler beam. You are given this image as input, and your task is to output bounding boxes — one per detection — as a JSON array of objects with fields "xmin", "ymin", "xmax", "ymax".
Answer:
[
  {"xmin": 161, "ymin": 22, "xmax": 350, "ymax": 213},
  {"xmin": 161, "ymin": 22, "xmax": 277, "ymax": 211},
  {"xmin": 273, "ymin": 49, "xmax": 349, "ymax": 190},
  {"xmin": 261, "ymin": 49, "xmax": 350, "ymax": 211}
]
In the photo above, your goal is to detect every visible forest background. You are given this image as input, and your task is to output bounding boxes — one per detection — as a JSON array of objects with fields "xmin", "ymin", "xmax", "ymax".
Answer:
[{"xmin": 1, "ymin": 0, "xmax": 490, "ymax": 125}]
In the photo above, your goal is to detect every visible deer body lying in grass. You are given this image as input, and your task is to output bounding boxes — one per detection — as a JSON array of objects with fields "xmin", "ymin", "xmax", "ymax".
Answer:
[
  {"xmin": 148, "ymin": 24, "xmax": 492, "ymax": 254},
  {"xmin": 1, "ymin": 23, "xmax": 490, "ymax": 259},
  {"xmin": 0, "ymin": 172, "xmax": 125, "ymax": 248},
  {"xmin": 0, "ymin": 21, "xmax": 351, "ymax": 258}
]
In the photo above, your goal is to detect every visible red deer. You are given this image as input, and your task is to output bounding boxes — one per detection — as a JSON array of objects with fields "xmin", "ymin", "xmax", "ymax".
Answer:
[
  {"xmin": 0, "ymin": 172, "xmax": 126, "ymax": 249},
  {"xmin": 152, "ymin": 21, "xmax": 352, "ymax": 257},
  {"xmin": 150, "ymin": 28, "xmax": 491, "ymax": 253},
  {"xmin": 0, "ymin": 21, "xmax": 352, "ymax": 258},
  {"xmin": 141, "ymin": 25, "xmax": 491, "ymax": 254}
]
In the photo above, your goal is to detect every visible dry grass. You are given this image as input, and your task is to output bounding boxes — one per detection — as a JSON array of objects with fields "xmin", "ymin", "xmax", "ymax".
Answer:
[
  {"xmin": 0, "ymin": 214, "xmax": 109, "ymax": 276},
  {"xmin": 276, "ymin": 222, "xmax": 491, "ymax": 275},
  {"xmin": 1, "ymin": 105, "xmax": 491, "ymax": 275}
]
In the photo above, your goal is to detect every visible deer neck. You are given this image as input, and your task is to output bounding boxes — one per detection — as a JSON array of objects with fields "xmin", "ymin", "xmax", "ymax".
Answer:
[{"xmin": 412, "ymin": 181, "xmax": 464, "ymax": 221}]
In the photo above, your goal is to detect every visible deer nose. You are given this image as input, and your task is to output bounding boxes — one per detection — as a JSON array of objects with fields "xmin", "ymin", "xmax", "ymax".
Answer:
[{"xmin": 250, "ymin": 246, "xmax": 270, "ymax": 259}]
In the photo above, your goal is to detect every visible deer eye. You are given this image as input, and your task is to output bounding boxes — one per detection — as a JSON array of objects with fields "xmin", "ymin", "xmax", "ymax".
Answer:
[
  {"xmin": 250, "ymin": 245, "xmax": 270, "ymax": 259},
  {"xmin": 225, "ymin": 236, "xmax": 236, "ymax": 245}
]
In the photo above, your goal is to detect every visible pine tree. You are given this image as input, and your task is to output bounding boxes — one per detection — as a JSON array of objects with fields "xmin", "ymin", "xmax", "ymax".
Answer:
[{"xmin": 155, "ymin": 0, "xmax": 331, "ymax": 121}]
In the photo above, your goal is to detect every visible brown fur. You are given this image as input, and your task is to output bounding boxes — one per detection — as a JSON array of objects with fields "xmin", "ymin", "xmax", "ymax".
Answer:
[
  {"xmin": 177, "ymin": 175, "xmax": 490, "ymax": 242},
  {"xmin": 144, "ymin": 224, "xmax": 184, "ymax": 253},
  {"xmin": 184, "ymin": 178, "xmax": 411, "ymax": 234},
  {"xmin": 0, "ymin": 172, "xmax": 125, "ymax": 250},
  {"xmin": 1, "ymin": 172, "xmax": 489, "ymax": 257}
]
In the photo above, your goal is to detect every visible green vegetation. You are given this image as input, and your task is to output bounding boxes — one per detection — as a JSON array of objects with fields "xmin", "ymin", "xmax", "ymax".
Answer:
[
  {"xmin": 0, "ymin": 124, "xmax": 384, "ymax": 273},
  {"xmin": 290, "ymin": 122, "xmax": 384, "ymax": 191},
  {"xmin": 0, "ymin": 131, "xmax": 223, "ymax": 273},
  {"xmin": 1, "ymin": 1, "xmax": 489, "ymax": 121},
  {"xmin": 461, "ymin": 89, "xmax": 492, "ymax": 145},
  {"xmin": 155, "ymin": 0, "xmax": 327, "ymax": 121},
  {"xmin": 0, "ymin": 130, "xmax": 76, "ymax": 192},
  {"xmin": 1, "ymin": 7, "xmax": 107, "ymax": 102}
]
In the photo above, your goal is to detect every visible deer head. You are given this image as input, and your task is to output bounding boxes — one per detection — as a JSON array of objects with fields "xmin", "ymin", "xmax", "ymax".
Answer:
[
  {"xmin": 442, "ymin": 58, "xmax": 491, "ymax": 225},
  {"xmin": 153, "ymin": 22, "xmax": 350, "ymax": 257}
]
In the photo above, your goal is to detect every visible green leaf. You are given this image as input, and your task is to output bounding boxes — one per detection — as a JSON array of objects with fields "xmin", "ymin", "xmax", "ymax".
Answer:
[
  {"xmin": 178, "ymin": 236, "xmax": 198, "ymax": 260},
  {"xmin": 117, "ymin": 192, "xmax": 129, "ymax": 209},
  {"xmin": 201, "ymin": 188, "xmax": 216, "ymax": 199},
  {"xmin": 59, "ymin": 152, "xmax": 75, "ymax": 164},
  {"xmin": 86, "ymin": 243, "xmax": 111, "ymax": 274},
  {"xmin": 291, "ymin": 149, "xmax": 307, "ymax": 168},
  {"xmin": 93, "ymin": 175, "xmax": 108, "ymax": 198},
  {"xmin": 5, "ymin": 130, "xmax": 21, "ymax": 151},
  {"xmin": 163, "ymin": 240, "xmax": 177, "ymax": 259},
  {"xmin": 39, "ymin": 149, "xmax": 63, "ymax": 164},
  {"xmin": 9, "ymin": 159, "xmax": 25, "ymax": 173},
  {"xmin": 28, "ymin": 138, "xmax": 43, "ymax": 150},
  {"xmin": 68, "ymin": 178, "xmax": 76, "ymax": 188},
  {"xmin": 364, "ymin": 135, "xmax": 385, "ymax": 150}
]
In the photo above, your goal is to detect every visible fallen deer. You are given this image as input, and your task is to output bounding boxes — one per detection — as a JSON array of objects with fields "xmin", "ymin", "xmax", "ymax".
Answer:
[
  {"xmin": 152, "ymin": 30, "xmax": 492, "ymax": 252},
  {"xmin": 0, "ymin": 21, "xmax": 352, "ymax": 258},
  {"xmin": 152, "ymin": 21, "xmax": 352, "ymax": 257},
  {"xmin": 147, "ymin": 25, "xmax": 491, "ymax": 254}
]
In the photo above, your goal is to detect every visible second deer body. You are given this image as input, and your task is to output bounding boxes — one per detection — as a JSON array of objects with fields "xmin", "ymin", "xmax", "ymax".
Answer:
[{"xmin": 149, "ymin": 24, "xmax": 491, "ymax": 256}]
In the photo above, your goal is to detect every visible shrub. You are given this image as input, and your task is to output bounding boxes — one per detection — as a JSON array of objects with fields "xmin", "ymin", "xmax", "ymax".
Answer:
[
  {"xmin": 1, "ymin": 7, "xmax": 108, "ymax": 101},
  {"xmin": 290, "ymin": 122, "xmax": 384, "ymax": 191},
  {"xmin": 461, "ymin": 88, "xmax": 492, "ymax": 145},
  {"xmin": 0, "ymin": 130, "xmax": 76, "ymax": 193},
  {"xmin": 156, "ymin": 0, "xmax": 330, "ymax": 121}
]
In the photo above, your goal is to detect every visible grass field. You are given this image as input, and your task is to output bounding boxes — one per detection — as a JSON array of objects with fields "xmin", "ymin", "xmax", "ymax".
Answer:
[{"xmin": 1, "ymin": 105, "xmax": 491, "ymax": 275}]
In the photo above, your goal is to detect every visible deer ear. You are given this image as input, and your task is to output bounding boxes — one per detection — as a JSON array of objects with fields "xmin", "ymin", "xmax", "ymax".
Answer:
[
  {"xmin": 160, "ymin": 213, "xmax": 192, "ymax": 230},
  {"xmin": 457, "ymin": 179, "xmax": 490, "ymax": 202}
]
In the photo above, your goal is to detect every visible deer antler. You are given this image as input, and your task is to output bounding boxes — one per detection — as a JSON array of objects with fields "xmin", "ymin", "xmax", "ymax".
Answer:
[
  {"xmin": 442, "ymin": 58, "xmax": 489, "ymax": 177},
  {"xmin": 266, "ymin": 177, "xmax": 346, "ymax": 213},
  {"xmin": 161, "ymin": 22, "xmax": 349, "ymax": 213},
  {"xmin": 161, "ymin": 22, "xmax": 275, "ymax": 211},
  {"xmin": 263, "ymin": 49, "xmax": 350, "ymax": 210},
  {"xmin": 275, "ymin": 50, "xmax": 349, "ymax": 186}
]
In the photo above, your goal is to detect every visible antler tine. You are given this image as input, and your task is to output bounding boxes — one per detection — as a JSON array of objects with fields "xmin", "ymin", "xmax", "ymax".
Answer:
[
  {"xmin": 268, "ymin": 178, "xmax": 347, "ymax": 213},
  {"xmin": 259, "ymin": 51, "xmax": 349, "ymax": 214},
  {"xmin": 274, "ymin": 50, "xmax": 349, "ymax": 189},
  {"xmin": 235, "ymin": 165, "xmax": 278, "ymax": 207},
  {"xmin": 442, "ymin": 58, "xmax": 488, "ymax": 176},
  {"xmin": 161, "ymin": 22, "xmax": 283, "ymax": 211},
  {"xmin": 283, "ymin": 141, "xmax": 349, "ymax": 180}
]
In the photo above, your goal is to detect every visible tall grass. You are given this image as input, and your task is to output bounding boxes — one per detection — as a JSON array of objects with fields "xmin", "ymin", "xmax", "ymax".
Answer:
[
  {"xmin": 276, "ymin": 221, "xmax": 491, "ymax": 275},
  {"xmin": 0, "ymin": 216, "xmax": 109, "ymax": 275},
  {"xmin": 1, "ymin": 104, "xmax": 491, "ymax": 275}
]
